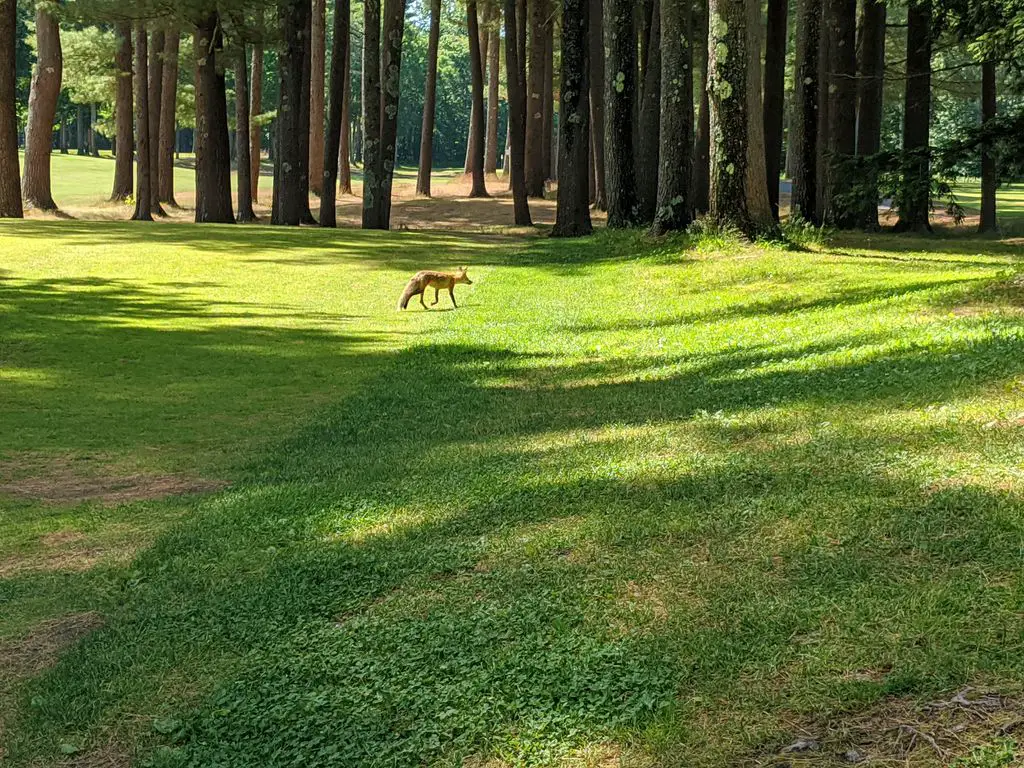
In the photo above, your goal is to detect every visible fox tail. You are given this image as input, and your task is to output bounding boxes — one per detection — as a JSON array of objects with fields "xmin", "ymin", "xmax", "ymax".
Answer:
[{"xmin": 398, "ymin": 279, "xmax": 418, "ymax": 310}]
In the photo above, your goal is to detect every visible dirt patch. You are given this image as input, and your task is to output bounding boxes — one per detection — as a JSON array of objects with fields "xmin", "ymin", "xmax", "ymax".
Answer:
[{"xmin": 753, "ymin": 687, "xmax": 1024, "ymax": 767}]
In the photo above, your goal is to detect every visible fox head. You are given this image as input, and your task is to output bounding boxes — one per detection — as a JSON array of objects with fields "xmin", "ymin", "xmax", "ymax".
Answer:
[{"xmin": 455, "ymin": 267, "xmax": 473, "ymax": 284}]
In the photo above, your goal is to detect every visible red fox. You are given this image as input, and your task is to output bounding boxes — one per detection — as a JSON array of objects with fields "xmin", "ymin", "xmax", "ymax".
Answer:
[{"xmin": 398, "ymin": 267, "xmax": 473, "ymax": 310}]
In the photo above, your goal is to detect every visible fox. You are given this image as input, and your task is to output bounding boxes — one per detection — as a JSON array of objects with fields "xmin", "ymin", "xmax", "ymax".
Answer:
[{"xmin": 397, "ymin": 267, "xmax": 473, "ymax": 310}]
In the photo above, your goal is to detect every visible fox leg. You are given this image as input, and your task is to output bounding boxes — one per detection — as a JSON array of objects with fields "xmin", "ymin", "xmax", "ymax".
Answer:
[
  {"xmin": 419, "ymin": 290, "xmax": 428, "ymax": 310},
  {"xmin": 432, "ymin": 287, "xmax": 440, "ymax": 305},
  {"xmin": 449, "ymin": 286, "xmax": 457, "ymax": 309}
]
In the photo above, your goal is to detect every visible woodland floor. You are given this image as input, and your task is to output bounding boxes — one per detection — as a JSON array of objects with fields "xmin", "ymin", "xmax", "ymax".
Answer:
[{"xmin": 1, "ymin": 157, "xmax": 1024, "ymax": 767}]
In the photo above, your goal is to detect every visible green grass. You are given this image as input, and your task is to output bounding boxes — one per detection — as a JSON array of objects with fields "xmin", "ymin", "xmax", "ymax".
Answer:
[
  {"xmin": 1, "ymin": 219, "xmax": 1023, "ymax": 767},
  {"xmin": 952, "ymin": 182, "xmax": 1024, "ymax": 229}
]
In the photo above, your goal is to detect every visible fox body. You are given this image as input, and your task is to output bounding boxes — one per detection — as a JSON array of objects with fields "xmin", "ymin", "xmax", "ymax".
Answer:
[{"xmin": 398, "ymin": 267, "xmax": 473, "ymax": 310}]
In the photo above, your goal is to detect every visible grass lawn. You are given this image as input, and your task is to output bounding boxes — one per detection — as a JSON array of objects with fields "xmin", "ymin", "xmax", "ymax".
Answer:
[{"xmin": 1, "ymin": 211, "xmax": 1024, "ymax": 766}]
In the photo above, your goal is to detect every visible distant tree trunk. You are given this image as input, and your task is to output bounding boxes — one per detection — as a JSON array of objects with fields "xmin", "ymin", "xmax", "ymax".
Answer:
[
  {"xmin": 249, "ymin": 43, "xmax": 263, "ymax": 202},
  {"xmin": 309, "ymin": 0, "xmax": 326, "ymax": 195},
  {"xmin": 979, "ymin": 60, "xmax": 997, "ymax": 233},
  {"xmin": 236, "ymin": 47, "xmax": 256, "ymax": 222},
  {"xmin": 650, "ymin": 0, "xmax": 692, "ymax": 235},
  {"xmin": 416, "ymin": 0, "xmax": 441, "ymax": 196},
  {"xmin": 636, "ymin": 1, "xmax": 660, "ymax": 223},
  {"xmin": 791, "ymin": 0, "xmax": 821, "ymax": 223},
  {"xmin": 692, "ymin": 0, "xmax": 711, "ymax": 214},
  {"xmin": 525, "ymin": 0, "xmax": 547, "ymax": 197},
  {"xmin": 815, "ymin": 11, "xmax": 829, "ymax": 217},
  {"xmin": 588, "ymin": 0, "xmax": 606, "ymax": 209},
  {"xmin": 763, "ymin": 0, "xmax": 787, "ymax": 220},
  {"xmin": 77, "ymin": 105, "xmax": 85, "ymax": 155},
  {"xmin": 361, "ymin": 0, "xmax": 383, "ymax": 228},
  {"xmin": 338, "ymin": 49, "xmax": 352, "ymax": 195},
  {"xmin": 194, "ymin": 12, "xmax": 235, "ymax": 223},
  {"xmin": 894, "ymin": 0, "xmax": 931, "ymax": 233},
  {"xmin": 22, "ymin": 6, "xmax": 61, "ymax": 211},
  {"xmin": 467, "ymin": 0, "xmax": 489, "ymax": 197},
  {"xmin": 822, "ymin": 0, "xmax": 856, "ymax": 227},
  {"xmin": 111, "ymin": 23, "xmax": 134, "ymax": 201},
  {"xmin": 148, "ymin": 28, "xmax": 165, "ymax": 213},
  {"xmin": 377, "ymin": 0, "xmax": 408, "ymax": 226},
  {"xmin": 542, "ymin": 19, "xmax": 554, "ymax": 181},
  {"xmin": 485, "ymin": 15, "xmax": 501, "ymax": 175},
  {"xmin": 59, "ymin": 119, "xmax": 68, "ymax": 153},
  {"xmin": 743, "ymin": 0, "xmax": 775, "ymax": 235},
  {"xmin": 89, "ymin": 103, "xmax": 99, "ymax": 156},
  {"xmin": 275, "ymin": 0, "xmax": 308, "ymax": 225},
  {"xmin": 604, "ymin": 0, "xmax": 639, "ymax": 227},
  {"xmin": 0, "ymin": 0, "xmax": 22, "ymax": 218},
  {"xmin": 132, "ymin": 25, "xmax": 153, "ymax": 221},
  {"xmin": 504, "ymin": 0, "xmax": 533, "ymax": 224},
  {"xmin": 320, "ymin": 0, "xmax": 350, "ymax": 226},
  {"xmin": 298, "ymin": 1, "xmax": 316, "ymax": 222},
  {"xmin": 552, "ymin": 0, "xmax": 591, "ymax": 237},
  {"xmin": 855, "ymin": 0, "xmax": 884, "ymax": 229},
  {"xmin": 158, "ymin": 29, "xmax": 180, "ymax": 206}
]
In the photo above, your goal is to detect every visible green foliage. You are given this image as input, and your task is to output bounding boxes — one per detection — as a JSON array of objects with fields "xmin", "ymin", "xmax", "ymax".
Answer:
[{"xmin": 59, "ymin": 26, "xmax": 118, "ymax": 107}]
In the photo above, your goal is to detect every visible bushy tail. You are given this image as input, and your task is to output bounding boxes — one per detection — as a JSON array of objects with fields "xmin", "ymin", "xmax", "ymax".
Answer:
[{"xmin": 398, "ymin": 279, "xmax": 418, "ymax": 310}]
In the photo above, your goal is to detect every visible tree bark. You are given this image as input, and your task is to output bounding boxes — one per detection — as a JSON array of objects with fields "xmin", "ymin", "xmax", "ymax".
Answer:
[
  {"xmin": 275, "ymin": 0, "xmax": 307, "ymax": 225},
  {"xmin": 416, "ymin": 0, "xmax": 442, "ymax": 196},
  {"xmin": 979, "ymin": 60, "xmax": 997, "ymax": 233},
  {"xmin": 298, "ymin": 0, "xmax": 316, "ymax": 222},
  {"xmin": 552, "ymin": 0, "xmax": 591, "ymax": 237},
  {"xmin": 791, "ymin": 0, "xmax": 821, "ymax": 224},
  {"xmin": 309, "ymin": 0, "xmax": 326, "ymax": 195},
  {"xmin": 743, "ymin": 0, "xmax": 776, "ymax": 235},
  {"xmin": 76, "ymin": 105, "xmax": 85, "ymax": 155},
  {"xmin": 0, "ymin": 0, "xmax": 22, "ymax": 218},
  {"xmin": 763, "ymin": 0, "xmax": 787, "ymax": 220},
  {"xmin": 650, "ymin": 0, "xmax": 693, "ymax": 235},
  {"xmin": 467, "ymin": 0, "xmax": 490, "ymax": 197},
  {"xmin": 158, "ymin": 29, "xmax": 180, "ymax": 206},
  {"xmin": 822, "ymin": 0, "xmax": 856, "ymax": 227},
  {"xmin": 604, "ymin": 0, "xmax": 639, "ymax": 227},
  {"xmin": 338, "ymin": 47, "xmax": 352, "ymax": 195},
  {"xmin": 542, "ymin": 17, "xmax": 554, "ymax": 181},
  {"xmin": 485, "ymin": 13, "xmax": 501, "ymax": 175},
  {"xmin": 320, "ymin": 0, "xmax": 350, "ymax": 226},
  {"xmin": 855, "ymin": 0, "xmax": 884, "ymax": 229},
  {"xmin": 132, "ymin": 25, "xmax": 153, "ymax": 221},
  {"xmin": 361, "ymin": 0, "xmax": 383, "ymax": 227},
  {"xmin": 525, "ymin": 0, "xmax": 547, "ymax": 197},
  {"xmin": 236, "ymin": 47, "xmax": 256, "ymax": 222},
  {"xmin": 250, "ymin": 43, "xmax": 263, "ymax": 203},
  {"xmin": 89, "ymin": 103, "xmax": 98, "ymax": 156},
  {"xmin": 22, "ymin": 6, "xmax": 61, "ymax": 211},
  {"xmin": 194, "ymin": 12, "xmax": 235, "ymax": 223},
  {"xmin": 636, "ymin": 0, "xmax": 660, "ymax": 223},
  {"xmin": 505, "ymin": 0, "xmax": 533, "ymax": 224},
  {"xmin": 377, "ymin": 0, "xmax": 408, "ymax": 226},
  {"xmin": 148, "ymin": 28, "xmax": 166, "ymax": 213},
  {"xmin": 894, "ymin": 0, "xmax": 931, "ymax": 233},
  {"xmin": 692, "ymin": 0, "xmax": 711, "ymax": 215},
  {"xmin": 588, "ymin": 0, "xmax": 606, "ymax": 209},
  {"xmin": 111, "ymin": 23, "xmax": 134, "ymax": 202}
]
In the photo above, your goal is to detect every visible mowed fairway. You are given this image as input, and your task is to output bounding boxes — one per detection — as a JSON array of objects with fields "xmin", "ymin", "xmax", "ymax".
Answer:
[{"xmin": 2, "ymin": 219, "xmax": 1024, "ymax": 766}]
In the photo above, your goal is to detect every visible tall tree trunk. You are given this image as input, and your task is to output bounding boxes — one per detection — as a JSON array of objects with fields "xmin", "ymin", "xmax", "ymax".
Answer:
[
  {"xmin": 0, "ymin": 0, "xmax": 22, "ymax": 218},
  {"xmin": 588, "ymin": 0, "xmax": 606, "ymax": 209},
  {"xmin": 822, "ymin": 0, "xmax": 856, "ymax": 227},
  {"xmin": 485, "ymin": 14, "xmax": 500, "ymax": 175},
  {"xmin": 338, "ymin": 47, "xmax": 352, "ymax": 194},
  {"xmin": 504, "ymin": 0, "xmax": 533, "ymax": 224},
  {"xmin": 298, "ymin": 1, "xmax": 316, "ymax": 222},
  {"xmin": 111, "ymin": 23, "xmax": 134, "ymax": 202},
  {"xmin": 59, "ymin": 119, "xmax": 68, "ymax": 153},
  {"xmin": 542, "ymin": 18, "xmax": 554, "ymax": 181},
  {"xmin": 467, "ymin": 0, "xmax": 489, "ymax": 197},
  {"xmin": 194, "ymin": 12, "xmax": 235, "ymax": 223},
  {"xmin": 236, "ymin": 46, "xmax": 255, "ymax": 222},
  {"xmin": 132, "ymin": 25, "xmax": 153, "ymax": 221},
  {"xmin": 249, "ymin": 43, "xmax": 263, "ymax": 203},
  {"xmin": 275, "ymin": 0, "xmax": 307, "ymax": 225},
  {"xmin": 791, "ymin": 0, "xmax": 821, "ymax": 224},
  {"xmin": 361, "ymin": 0, "xmax": 382, "ymax": 227},
  {"xmin": 552, "ymin": 0, "xmax": 591, "ymax": 237},
  {"xmin": 979, "ymin": 60, "xmax": 997, "ymax": 233},
  {"xmin": 416, "ymin": 0, "xmax": 442, "ymax": 196},
  {"xmin": 636, "ymin": 0, "xmax": 660, "ymax": 223},
  {"xmin": 89, "ymin": 103, "xmax": 99, "ymax": 156},
  {"xmin": 604, "ymin": 0, "xmax": 639, "ymax": 227},
  {"xmin": 309, "ymin": 0, "xmax": 326, "ymax": 195},
  {"xmin": 76, "ymin": 106, "xmax": 85, "ymax": 155},
  {"xmin": 377, "ymin": 0, "xmax": 408, "ymax": 227},
  {"xmin": 22, "ymin": 6, "xmax": 61, "ymax": 211},
  {"xmin": 692, "ymin": 0, "xmax": 711, "ymax": 214},
  {"xmin": 462, "ymin": 9, "xmax": 488, "ymax": 177},
  {"xmin": 320, "ymin": 0, "xmax": 351, "ymax": 226},
  {"xmin": 158, "ymin": 29, "xmax": 179, "ymax": 206},
  {"xmin": 763, "ymin": 0, "xmax": 787, "ymax": 220},
  {"xmin": 743, "ymin": 0, "xmax": 775, "ymax": 234},
  {"xmin": 525, "ymin": 0, "xmax": 547, "ymax": 197},
  {"xmin": 148, "ymin": 28, "xmax": 165, "ymax": 213},
  {"xmin": 650, "ymin": 0, "xmax": 693, "ymax": 235},
  {"xmin": 894, "ymin": 0, "xmax": 931, "ymax": 233},
  {"xmin": 855, "ymin": 0, "xmax": 884, "ymax": 229}
]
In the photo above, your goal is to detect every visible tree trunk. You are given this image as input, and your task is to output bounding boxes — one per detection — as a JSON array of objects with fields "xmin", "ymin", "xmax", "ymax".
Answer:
[
  {"xmin": 552, "ymin": 0, "xmax": 591, "ymax": 237},
  {"xmin": 763, "ymin": 0, "xmax": 787, "ymax": 220},
  {"xmin": 791, "ymin": 0, "xmax": 821, "ymax": 224},
  {"xmin": 588, "ymin": 0, "xmax": 606, "ymax": 209},
  {"xmin": 89, "ymin": 103, "xmax": 99, "ymax": 156},
  {"xmin": 855, "ymin": 0, "xmax": 884, "ymax": 229},
  {"xmin": 275, "ymin": 0, "xmax": 307, "ymax": 225},
  {"xmin": 309, "ymin": 0, "xmax": 326, "ymax": 195},
  {"xmin": 692, "ymin": 0, "xmax": 711, "ymax": 214},
  {"xmin": 604, "ymin": 0, "xmax": 639, "ymax": 227},
  {"xmin": 22, "ymin": 6, "xmax": 61, "ymax": 211},
  {"xmin": 743, "ymin": 0, "xmax": 776, "ymax": 235},
  {"xmin": 298, "ymin": 1, "xmax": 316, "ymax": 222},
  {"xmin": 132, "ymin": 25, "xmax": 153, "ymax": 221},
  {"xmin": 338, "ymin": 48, "xmax": 352, "ymax": 195},
  {"xmin": 158, "ymin": 29, "xmax": 179, "ymax": 206},
  {"xmin": 485, "ymin": 14, "xmax": 501, "ymax": 175},
  {"xmin": 361, "ymin": 0, "xmax": 383, "ymax": 227},
  {"xmin": 467, "ymin": 0, "xmax": 489, "ymax": 197},
  {"xmin": 377, "ymin": 0, "xmax": 408, "ymax": 226},
  {"xmin": 636, "ymin": 0, "xmax": 660, "ymax": 223},
  {"xmin": 250, "ymin": 43, "xmax": 263, "ymax": 203},
  {"xmin": 894, "ymin": 0, "xmax": 931, "ymax": 233},
  {"xmin": 505, "ymin": 0, "xmax": 533, "ymax": 225},
  {"xmin": 111, "ymin": 23, "xmax": 134, "ymax": 202},
  {"xmin": 194, "ymin": 12, "xmax": 235, "ymax": 223},
  {"xmin": 416, "ymin": 0, "xmax": 442, "ymax": 196},
  {"xmin": 822, "ymin": 0, "xmax": 856, "ymax": 227},
  {"xmin": 0, "ymin": 0, "xmax": 22, "ymax": 218},
  {"xmin": 650, "ymin": 0, "xmax": 693, "ymax": 235},
  {"xmin": 979, "ymin": 60, "xmax": 997, "ymax": 233},
  {"xmin": 76, "ymin": 105, "xmax": 85, "ymax": 155},
  {"xmin": 148, "ymin": 28, "xmax": 165, "ymax": 213},
  {"xmin": 236, "ymin": 47, "xmax": 256, "ymax": 222},
  {"xmin": 542, "ymin": 18, "xmax": 554, "ymax": 181},
  {"xmin": 320, "ymin": 0, "xmax": 351, "ymax": 226},
  {"xmin": 525, "ymin": 0, "xmax": 547, "ymax": 197}
]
